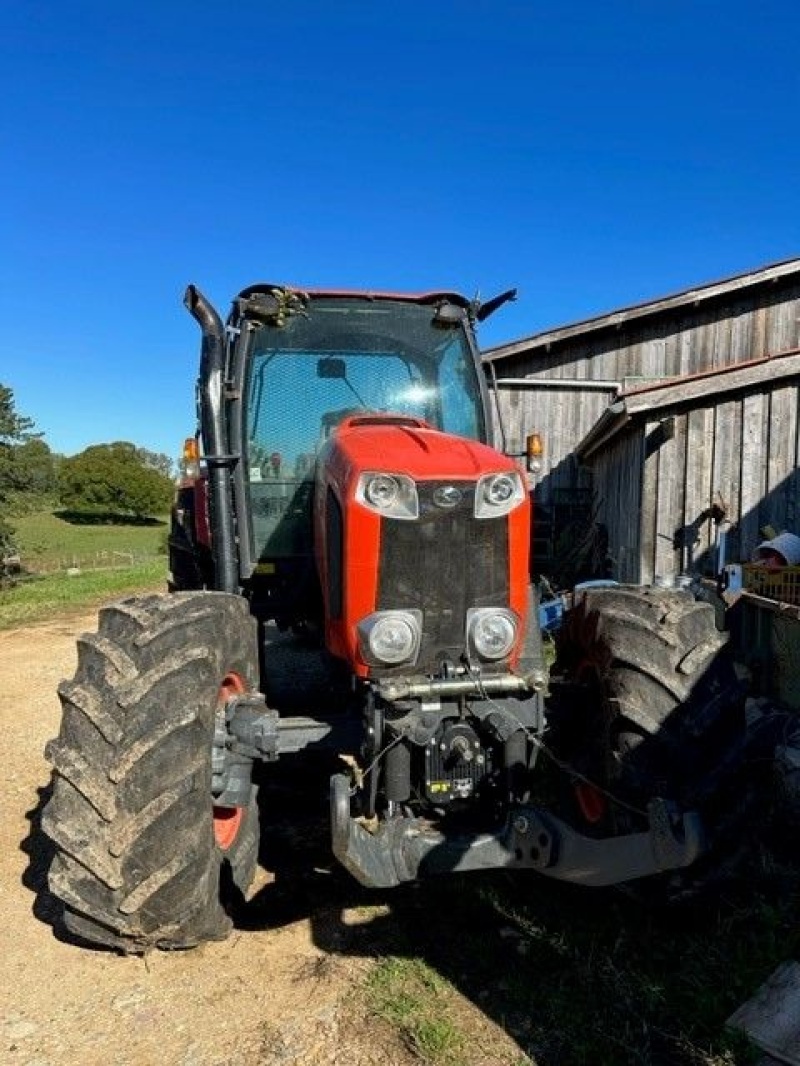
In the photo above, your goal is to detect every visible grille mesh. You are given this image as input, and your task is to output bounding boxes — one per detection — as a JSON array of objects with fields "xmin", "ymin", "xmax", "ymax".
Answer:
[{"xmin": 377, "ymin": 481, "xmax": 509, "ymax": 670}]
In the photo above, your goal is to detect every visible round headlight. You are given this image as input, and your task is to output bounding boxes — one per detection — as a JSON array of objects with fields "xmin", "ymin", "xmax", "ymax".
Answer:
[
  {"xmin": 356, "ymin": 472, "xmax": 419, "ymax": 519},
  {"xmin": 365, "ymin": 474, "xmax": 400, "ymax": 509},
  {"xmin": 470, "ymin": 610, "xmax": 517, "ymax": 660},
  {"xmin": 474, "ymin": 472, "xmax": 525, "ymax": 518},
  {"xmin": 484, "ymin": 474, "xmax": 516, "ymax": 506},
  {"xmin": 368, "ymin": 615, "xmax": 417, "ymax": 664}
]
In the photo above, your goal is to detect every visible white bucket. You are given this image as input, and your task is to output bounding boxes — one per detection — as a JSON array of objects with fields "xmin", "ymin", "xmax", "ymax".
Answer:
[{"xmin": 754, "ymin": 531, "xmax": 800, "ymax": 566}]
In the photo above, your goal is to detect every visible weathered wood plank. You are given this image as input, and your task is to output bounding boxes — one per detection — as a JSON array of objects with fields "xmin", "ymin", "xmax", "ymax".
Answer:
[
  {"xmin": 739, "ymin": 392, "xmax": 767, "ymax": 557},
  {"xmin": 766, "ymin": 385, "xmax": 798, "ymax": 533},
  {"xmin": 593, "ymin": 431, "xmax": 643, "ymax": 582},
  {"xmin": 710, "ymin": 398, "xmax": 741, "ymax": 556},
  {"xmin": 730, "ymin": 303, "xmax": 753, "ymax": 364},
  {"xmin": 683, "ymin": 406, "xmax": 715, "ymax": 573},
  {"xmin": 653, "ymin": 412, "xmax": 687, "ymax": 580},
  {"xmin": 712, "ymin": 311, "xmax": 732, "ymax": 369},
  {"xmin": 625, "ymin": 351, "xmax": 800, "ymax": 416},
  {"xmin": 639, "ymin": 420, "xmax": 660, "ymax": 584},
  {"xmin": 789, "ymin": 386, "xmax": 800, "ymax": 534},
  {"xmin": 621, "ymin": 431, "xmax": 644, "ymax": 580}
]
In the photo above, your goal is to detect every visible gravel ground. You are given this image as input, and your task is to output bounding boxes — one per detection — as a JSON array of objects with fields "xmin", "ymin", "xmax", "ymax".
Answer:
[{"xmin": 0, "ymin": 610, "xmax": 420, "ymax": 1066}]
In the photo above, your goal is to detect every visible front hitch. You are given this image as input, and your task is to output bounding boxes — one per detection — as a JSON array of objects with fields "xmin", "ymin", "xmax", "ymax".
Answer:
[{"xmin": 330, "ymin": 773, "xmax": 705, "ymax": 889}]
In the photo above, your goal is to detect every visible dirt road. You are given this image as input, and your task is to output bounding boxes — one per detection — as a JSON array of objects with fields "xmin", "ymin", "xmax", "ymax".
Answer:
[
  {"xmin": 0, "ymin": 611, "xmax": 397, "ymax": 1066},
  {"xmin": 0, "ymin": 610, "xmax": 524, "ymax": 1066}
]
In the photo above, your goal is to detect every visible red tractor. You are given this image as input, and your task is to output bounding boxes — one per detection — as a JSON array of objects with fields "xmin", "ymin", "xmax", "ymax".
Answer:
[{"xmin": 43, "ymin": 283, "xmax": 743, "ymax": 952}]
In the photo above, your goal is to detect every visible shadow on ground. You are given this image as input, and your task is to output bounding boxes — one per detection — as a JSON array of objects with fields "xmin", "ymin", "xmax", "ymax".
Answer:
[
  {"xmin": 53, "ymin": 510, "xmax": 165, "ymax": 527},
  {"xmin": 20, "ymin": 781, "xmax": 76, "ymax": 945},
  {"xmin": 22, "ymin": 751, "xmax": 799, "ymax": 1065},
  {"xmin": 232, "ymin": 764, "xmax": 799, "ymax": 1066}
]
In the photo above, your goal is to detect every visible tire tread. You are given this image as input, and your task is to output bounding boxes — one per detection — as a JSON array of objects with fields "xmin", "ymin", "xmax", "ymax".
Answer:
[{"xmin": 43, "ymin": 591, "xmax": 259, "ymax": 953}]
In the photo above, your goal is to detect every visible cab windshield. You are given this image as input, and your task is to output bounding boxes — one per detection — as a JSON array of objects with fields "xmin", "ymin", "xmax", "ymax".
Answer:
[
  {"xmin": 243, "ymin": 297, "xmax": 486, "ymax": 559},
  {"xmin": 246, "ymin": 298, "xmax": 486, "ymax": 471}
]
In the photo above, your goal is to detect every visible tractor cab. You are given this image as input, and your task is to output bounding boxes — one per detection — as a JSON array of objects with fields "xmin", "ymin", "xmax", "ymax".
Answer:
[{"xmin": 224, "ymin": 288, "xmax": 500, "ymax": 628}]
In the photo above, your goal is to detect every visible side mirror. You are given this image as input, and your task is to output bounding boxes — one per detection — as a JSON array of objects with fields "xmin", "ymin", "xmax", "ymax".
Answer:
[
  {"xmin": 317, "ymin": 357, "xmax": 347, "ymax": 379},
  {"xmin": 476, "ymin": 288, "xmax": 517, "ymax": 322}
]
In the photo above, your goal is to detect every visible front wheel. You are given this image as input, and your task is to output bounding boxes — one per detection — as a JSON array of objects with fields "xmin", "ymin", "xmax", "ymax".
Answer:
[
  {"xmin": 554, "ymin": 586, "xmax": 747, "ymax": 879},
  {"xmin": 42, "ymin": 592, "xmax": 260, "ymax": 953}
]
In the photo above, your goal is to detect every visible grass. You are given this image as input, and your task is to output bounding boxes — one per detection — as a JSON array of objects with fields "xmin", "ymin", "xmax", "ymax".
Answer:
[
  {"xmin": 467, "ymin": 878, "xmax": 765, "ymax": 1065},
  {"xmin": 365, "ymin": 957, "xmax": 468, "ymax": 1064},
  {"xmin": 354, "ymin": 855, "xmax": 799, "ymax": 1066},
  {"xmin": 0, "ymin": 557, "xmax": 167, "ymax": 629},
  {"xmin": 1, "ymin": 509, "xmax": 167, "ymax": 628},
  {"xmin": 10, "ymin": 509, "xmax": 167, "ymax": 571}
]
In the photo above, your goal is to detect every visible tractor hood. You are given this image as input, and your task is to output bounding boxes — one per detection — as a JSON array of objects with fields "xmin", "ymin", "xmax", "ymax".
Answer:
[
  {"xmin": 327, "ymin": 414, "xmax": 517, "ymax": 483},
  {"xmin": 314, "ymin": 412, "xmax": 531, "ymax": 678}
]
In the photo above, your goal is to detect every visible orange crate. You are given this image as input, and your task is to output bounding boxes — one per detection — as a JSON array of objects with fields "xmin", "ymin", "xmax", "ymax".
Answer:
[{"xmin": 742, "ymin": 564, "xmax": 800, "ymax": 605}]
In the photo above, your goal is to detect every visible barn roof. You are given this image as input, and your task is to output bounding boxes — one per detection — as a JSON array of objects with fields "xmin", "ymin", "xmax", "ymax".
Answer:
[
  {"xmin": 483, "ymin": 256, "xmax": 800, "ymax": 364},
  {"xmin": 576, "ymin": 344, "xmax": 800, "ymax": 460}
]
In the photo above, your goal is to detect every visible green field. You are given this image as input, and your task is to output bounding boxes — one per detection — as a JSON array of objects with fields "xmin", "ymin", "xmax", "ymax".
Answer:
[
  {"xmin": 1, "ymin": 510, "xmax": 168, "ymax": 628},
  {"xmin": 10, "ymin": 509, "xmax": 167, "ymax": 571}
]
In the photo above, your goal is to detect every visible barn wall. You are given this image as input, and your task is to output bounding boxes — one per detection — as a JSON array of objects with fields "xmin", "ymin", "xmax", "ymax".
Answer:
[
  {"xmin": 590, "ymin": 429, "xmax": 644, "ymax": 582},
  {"xmin": 590, "ymin": 379, "xmax": 800, "ymax": 583},
  {"xmin": 488, "ymin": 280, "xmax": 800, "ymax": 508},
  {"xmin": 493, "ymin": 383, "xmax": 611, "ymax": 505}
]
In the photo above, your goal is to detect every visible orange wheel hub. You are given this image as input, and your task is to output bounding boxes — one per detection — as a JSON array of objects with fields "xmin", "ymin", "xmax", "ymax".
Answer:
[{"xmin": 213, "ymin": 671, "xmax": 246, "ymax": 851}]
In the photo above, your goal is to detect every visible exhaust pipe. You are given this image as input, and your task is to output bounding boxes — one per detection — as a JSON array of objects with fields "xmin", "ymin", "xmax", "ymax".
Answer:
[{"xmin": 184, "ymin": 284, "xmax": 239, "ymax": 594}]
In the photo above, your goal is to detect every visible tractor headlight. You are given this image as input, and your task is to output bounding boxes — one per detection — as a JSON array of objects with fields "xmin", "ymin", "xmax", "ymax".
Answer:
[
  {"xmin": 356, "ymin": 473, "xmax": 418, "ymax": 520},
  {"xmin": 467, "ymin": 608, "xmax": 518, "ymax": 661},
  {"xmin": 474, "ymin": 472, "xmax": 525, "ymax": 518},
  {"xmin": 358, "ymin": 610, "xmax": 422, "ymax": 666}
]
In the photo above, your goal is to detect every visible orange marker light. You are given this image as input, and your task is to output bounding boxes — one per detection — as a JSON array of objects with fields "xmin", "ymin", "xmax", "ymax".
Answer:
[
  {"xmin": 181, "ymin": 437, "xmax": 200, "ymax": 481},
  {"xmin": 526, "ymin": 432, "xmax": 544, "ymax": 474}
]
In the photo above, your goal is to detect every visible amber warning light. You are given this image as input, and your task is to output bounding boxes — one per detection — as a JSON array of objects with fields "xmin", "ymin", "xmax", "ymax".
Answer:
[
  {"xmin": 526, "ymin": 432, "xmax": 544, "ymax": 475},
  {"xmin": 181, "ymin": 437, "xmax": 200, "ymax": 481}
]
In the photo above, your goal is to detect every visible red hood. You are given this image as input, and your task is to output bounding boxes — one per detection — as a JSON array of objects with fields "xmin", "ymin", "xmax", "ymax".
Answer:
[{"xmin": 331, "ymin": 415, "xmax": 514, "ymax": 480}]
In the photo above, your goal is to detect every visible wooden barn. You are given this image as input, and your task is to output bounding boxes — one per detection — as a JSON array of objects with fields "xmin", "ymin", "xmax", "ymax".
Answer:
[{"xmin": 483, "ymin": 257, "xmax": 800, "ymax": 582}]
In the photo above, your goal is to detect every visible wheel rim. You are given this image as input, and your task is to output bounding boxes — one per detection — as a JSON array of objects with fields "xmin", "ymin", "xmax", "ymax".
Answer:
[
  {"xmin": 574, "ymin": 781, "xmax": 607, "ymax": 823},
  {"xmin": 213, "ymin": 671, "xmax": 246, "ymax": 851},
  {"xmin": 572, "ymin": 657, "xmax": 614, "ymax": 824}
]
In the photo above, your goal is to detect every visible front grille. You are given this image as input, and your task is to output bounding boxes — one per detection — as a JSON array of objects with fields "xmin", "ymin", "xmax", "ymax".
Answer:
[{"xmin": 377, "ymin": 481, "xmax": 509, "ymax": 671}]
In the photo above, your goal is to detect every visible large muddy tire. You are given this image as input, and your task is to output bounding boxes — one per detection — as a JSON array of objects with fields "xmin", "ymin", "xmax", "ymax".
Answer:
[
  {"xmin": 556, "ymin": 586, "xmax": 745, "ymax": 821},
  {"xmin": 42, "ymin": 592, "xmax": 260, "ymax": 953}
]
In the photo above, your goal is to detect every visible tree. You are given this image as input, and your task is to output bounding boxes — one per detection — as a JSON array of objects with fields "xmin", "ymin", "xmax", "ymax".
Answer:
[
  {"xmin": 12, "ymin": 438, "xmax": 59, "ymax": 496},
  {"xmin": 134, "ymin": 447, "xmax": 175, "ymax": 479},
  {"xmin": 59, "ymin": 442, "xmax": 174, "ymax": 519},
  {"xmin": 0, "ymin": 384, "xmax": 40, "ymax": 556},
  {"xmin": 0, "ymin": 383, "xmax": 36, "ymax": 442}
]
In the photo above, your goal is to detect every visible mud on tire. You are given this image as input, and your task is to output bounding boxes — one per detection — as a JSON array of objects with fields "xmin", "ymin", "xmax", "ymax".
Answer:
[
  {"xmin": 556, "ymin": 586, "xmax": 745, "ymax": 816},
  {"xmin": 42, "ymin": 592, "xmax": 259, "ymax": 953}
]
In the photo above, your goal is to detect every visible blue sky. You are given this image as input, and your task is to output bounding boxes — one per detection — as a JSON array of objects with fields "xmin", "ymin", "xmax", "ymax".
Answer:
[{"xmin": 2, "ymin": 1, "xmax": 799, "ymax": 459}]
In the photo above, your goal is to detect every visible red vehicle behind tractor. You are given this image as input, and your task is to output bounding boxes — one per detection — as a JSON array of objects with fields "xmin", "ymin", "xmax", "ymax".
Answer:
[{"xmin": 43, "ymin": 283, "xmax": 748, "ymax": 952}]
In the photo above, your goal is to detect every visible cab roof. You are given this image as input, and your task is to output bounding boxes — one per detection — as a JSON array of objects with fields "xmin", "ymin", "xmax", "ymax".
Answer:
[{"xmin": 235, "ymin": 284, "xmax": 472, "ymax": 308}]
